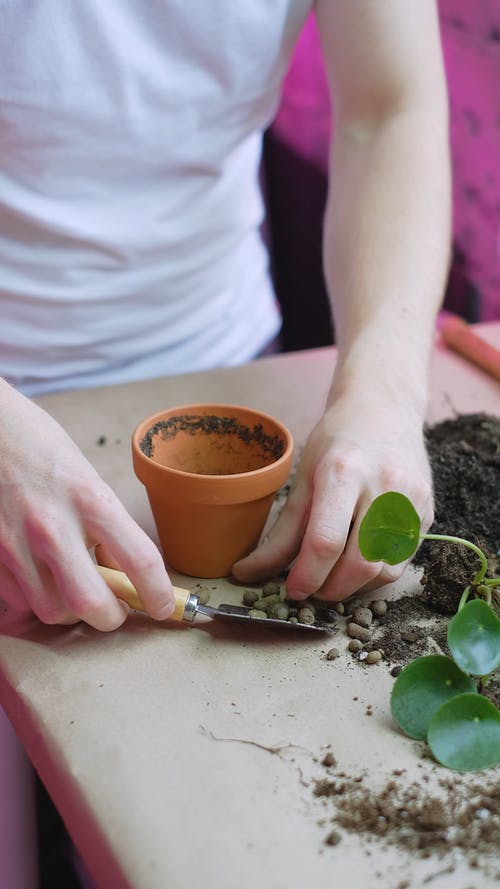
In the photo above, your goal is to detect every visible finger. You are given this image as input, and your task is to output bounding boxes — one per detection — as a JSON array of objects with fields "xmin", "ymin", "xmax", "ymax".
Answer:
[
  {"xmin": 232, "ymin": 482, "xmax": 310, "ymax": 583},
  {"xmin": 48, "ymin": 549, "xmax": 130, "ymax": 631},
  {"xmin": 315, "ymin": 489, "xmax": 433, "ymax": 602},
  {"xmin": 24, "ymin": 515, "xmax": 130, "ymax": 630},
  {"xmin": 82, "ymin": 493, "xmax": 175, "ymax": 620},
  {"xmin": 0, "ymin": 563, "xmax": 30, "ymax": 614},
  {"xmin": 0, "ymin": 530, "xmax": 81, "ymax": 624},
  {"xmin": 14, "ymin": 559, "xmax": 83, "ymax": 626},
  {"xmin": 357, "ymin": 561, "xmax": 409, "ymax": 594},
  {"xmin": 285, "ymin": 469, "xmax": 359, "ymax": 600}
]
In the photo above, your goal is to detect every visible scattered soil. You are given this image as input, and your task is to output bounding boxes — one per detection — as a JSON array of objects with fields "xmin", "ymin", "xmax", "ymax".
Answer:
[{"xmin": 314, "ymin": 761, "xmax": 500, "ymax": 877}]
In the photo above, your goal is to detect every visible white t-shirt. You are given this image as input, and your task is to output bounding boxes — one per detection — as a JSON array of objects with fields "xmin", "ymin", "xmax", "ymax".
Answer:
[{"xmin": 0, "ymin": 1, "xmax": 313, "ymax": 395}]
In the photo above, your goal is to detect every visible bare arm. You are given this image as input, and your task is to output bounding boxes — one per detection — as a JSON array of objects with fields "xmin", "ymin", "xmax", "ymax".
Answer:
[
  {"xmin": 318, "ymin": 0, "xmax": 450, "ymax": 401},
  {"xmin": 234, "ymin": 0, "xmax": 451, "ymax": 599}
]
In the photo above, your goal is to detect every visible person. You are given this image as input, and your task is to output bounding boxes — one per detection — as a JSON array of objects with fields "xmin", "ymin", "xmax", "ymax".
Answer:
[{"xmin": 0, "ymin": 0, "xmax": 451, "ymax": 634}]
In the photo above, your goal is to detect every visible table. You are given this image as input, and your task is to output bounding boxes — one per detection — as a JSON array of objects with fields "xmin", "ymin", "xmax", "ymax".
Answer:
[{"xmin": 1, "ymin": 323, "xmax": 499, "ymax": 889}]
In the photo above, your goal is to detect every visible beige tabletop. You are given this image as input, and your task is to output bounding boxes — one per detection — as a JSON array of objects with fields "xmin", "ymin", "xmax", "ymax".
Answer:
[{"xmin": 1, "ymin": 323, "xmax": 499, "ymax": 889}]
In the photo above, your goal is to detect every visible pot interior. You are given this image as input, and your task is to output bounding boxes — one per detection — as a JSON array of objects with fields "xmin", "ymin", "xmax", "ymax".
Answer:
[{"xmin": 140, "ymin": 413, "xmax": 286, "ymax": 476}]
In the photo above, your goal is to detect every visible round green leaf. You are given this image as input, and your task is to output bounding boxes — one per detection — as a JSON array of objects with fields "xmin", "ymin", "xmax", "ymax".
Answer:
[
  {"xmin": 390, "ymin": 655, "xmax": 476, "ymax": 740},
  {"xmin": 448, "ymin": 599, "xmax": 500, "ymax": 676},
  {"xmin": 428, "ymin": 693, "xmax": 500, "ymax": 772},
  {"xmin": 358, "ymin": 492, "xmax": 421, "ymax": 565}
]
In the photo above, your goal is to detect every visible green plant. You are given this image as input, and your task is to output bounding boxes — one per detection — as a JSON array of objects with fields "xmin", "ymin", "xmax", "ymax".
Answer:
[{"xmin": 358, "ymin": 491, "xmax": 500, "ymax": 772}]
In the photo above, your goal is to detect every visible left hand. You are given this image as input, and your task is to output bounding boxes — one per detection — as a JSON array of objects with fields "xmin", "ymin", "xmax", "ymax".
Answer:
[{"xmin": 232, "ymin": 392, "xmax": 433, "ymax": 602}]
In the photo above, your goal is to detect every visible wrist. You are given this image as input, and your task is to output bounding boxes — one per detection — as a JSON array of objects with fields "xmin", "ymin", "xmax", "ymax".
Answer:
[{"xmin": 329, "ymin": 350, "xmax": 429, "ymax": 423}]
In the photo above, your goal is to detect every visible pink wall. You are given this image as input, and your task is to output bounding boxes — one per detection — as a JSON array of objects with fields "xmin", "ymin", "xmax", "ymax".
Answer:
[{"xmin": 271, "ymin": 2, "xmax": 500, "ymax": 321}]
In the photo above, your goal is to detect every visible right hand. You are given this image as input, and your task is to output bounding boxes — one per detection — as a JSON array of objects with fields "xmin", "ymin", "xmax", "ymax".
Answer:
[{"xmin": 0, "ymin": 380, "xmax": 175, "ymax": 630}]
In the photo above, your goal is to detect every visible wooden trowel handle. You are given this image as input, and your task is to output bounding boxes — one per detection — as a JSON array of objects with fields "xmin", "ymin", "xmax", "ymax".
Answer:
[{"xmin": 96, "ymin": 564, "xmax": 191, "ymax": 622}]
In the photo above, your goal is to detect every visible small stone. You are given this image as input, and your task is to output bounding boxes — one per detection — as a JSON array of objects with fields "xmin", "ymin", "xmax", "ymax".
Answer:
[
  {"xmin": 268, "ymin": 602, "xmax": 289, "ymax": 621},
  {"xmin": 262, "ymin": 581, "xmax": 281, "ymax": 597},
  {"xmin": 347, "ymin": 639, "xmax": 363, "ymax": 653},
  {"xmin": 346, "ymin": 622, "xmax": 372, "ymax": 642},
  {"xmin": 334, "ymin": 602, "xmax": 345, "ymax": 615},
  {"xmin": 352, "ymin": 606, "xmax": 373, "ymax": 628},
  {"xmin": 257, "ymin": 594, "xmax": 282, "ymax": 611},
  {"xmin": 325, "ymin": 647, "xmax": 340, "ymax": 661},
  {"xmin": 358, "ymin": 651, "xmax": 368, "ymax": 661},
  {"xmin": 298, "ymin": 607, "xmax": 316, "ymax": 625},
  {"xmin": 242, "ymin": 589, "xmax": 260, "ymax": 606},
  {"xmin": 324, "ymin": 830, "xmax": 342, "ymax": 847},
  {"xmin": 370, "ymin": 600, "xmax": 387, "ymax": 617},
  {"xmin": 366, "ymin": 650, "xmax": 382, "ymax": 665},
  {"xmin": 390, "ymin": 665, "xmax": 402, "ymax": 677},
  {"xmin": 248, "ymin": 609, "xmax": 267, "ymax": 619},
  {"xmin": 288, "ymin": 617, "xmax": 298, "ymax": 624}
]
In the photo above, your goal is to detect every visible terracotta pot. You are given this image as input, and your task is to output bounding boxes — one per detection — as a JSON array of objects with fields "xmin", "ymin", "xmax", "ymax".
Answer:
[{"xmin": 132, "ymin": 404, "xmax": 294, "ymax": 578}]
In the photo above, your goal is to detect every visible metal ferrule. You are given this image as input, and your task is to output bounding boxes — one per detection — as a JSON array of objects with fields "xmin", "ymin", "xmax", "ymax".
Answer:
[{"xmin": 183, "ymin": 593, "xmax": 200, "ymax": 622}]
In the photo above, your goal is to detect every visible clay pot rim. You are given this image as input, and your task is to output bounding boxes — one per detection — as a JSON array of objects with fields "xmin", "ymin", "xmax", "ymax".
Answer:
[{"xmin": 131, "ymin": 402, "xmax": 294, "ymax": 484}]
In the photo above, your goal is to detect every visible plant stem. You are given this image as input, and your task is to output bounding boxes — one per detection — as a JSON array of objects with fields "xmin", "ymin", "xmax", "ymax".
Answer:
[
  {"xmin": 457, "ymin": 585, "xmax": 471, "ymax": 612},
  {"xmin": 421, "ymin": 533, "xmax": 489, "ymax": 584}
]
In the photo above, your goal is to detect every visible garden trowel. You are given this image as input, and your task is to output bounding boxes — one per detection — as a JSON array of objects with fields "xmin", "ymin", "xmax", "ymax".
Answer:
[{"xmin": 97, "ymin": 565, "xmax": 331, "ymax": 634}]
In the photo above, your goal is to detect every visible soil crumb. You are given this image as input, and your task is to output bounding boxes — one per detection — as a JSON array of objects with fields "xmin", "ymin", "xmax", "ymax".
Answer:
[{"xmin": 314, "ymin": 767, "xmax": 500, "ymax": 876}]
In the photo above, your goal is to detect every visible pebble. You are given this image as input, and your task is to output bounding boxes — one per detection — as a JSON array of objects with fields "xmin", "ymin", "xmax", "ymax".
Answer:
[
  {"xmin": 370, "ymin": 599, "xmax": 388, "ymax": 617},
  {"xmin": 262, "ymin": 581, "xmax": 281, "ymax": 597},
  {"xmin": 325, "ymin": 647, "xmax": 340, "ymax": 661},
  {"xmin": 390, "ymin": 665, "xmax": 402, "ymax": 677},
  {"xmin": 256, "ymin": 594, "xmax": 281, "ymax": 611},
  {"xmin": 268, "ymin": 602, "xmax": 289, "ymax": 621},
  {"xmin": 242, "ymin": 589, "xmax": 260, "ymax": 606},
  {"xmin": 352, "ymin": 606, "xmax": 373, "ymax": 628},
  {"xmin": 334, "ymin": 602, "xmax": 345, "ymax": 615},
  {"xmin": 298, "ymin": 607, "xmax": 316, "ymax": 625},
  {"xmin": 366, "ymin": 650, "xmax": 383, "ymax": 665},
  {"xmin": 248, "ymin": 609, "xmax": 267, "ymax": 619},
  {"xmin": 347, "ymin": 639, "xmax": 363, "ymax": 653},
  {"xmin": 346, "ymin": 622, "xmax": 372, "ymax": 642}
]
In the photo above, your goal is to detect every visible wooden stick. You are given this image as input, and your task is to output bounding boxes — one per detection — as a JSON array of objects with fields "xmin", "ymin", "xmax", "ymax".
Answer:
[{"xmin": 440, "ymin": 315, "xmax": 500, "ymax": 383}]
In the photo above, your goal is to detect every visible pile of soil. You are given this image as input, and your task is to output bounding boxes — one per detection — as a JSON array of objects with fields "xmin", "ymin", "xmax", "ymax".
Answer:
[
  {"xmin": 315, "ymin": 758, "xmax": 500, "ymax": 878},
  {"xmin": 416, "ymin": 412, "xmax": 500, "ymax": 614},
  {"xmin": 421, "ymin": 412, "xmax": 500, "ymax": 560}
]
